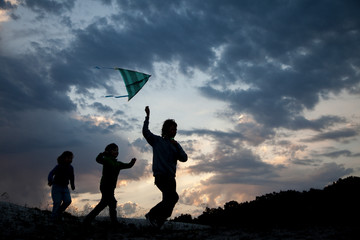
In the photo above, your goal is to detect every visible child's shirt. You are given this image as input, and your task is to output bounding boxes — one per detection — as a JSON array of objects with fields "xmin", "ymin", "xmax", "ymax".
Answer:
[
  {"xmin": 142, "ymin": 117, "xmax": 188, "ymax": 178},
  {"xmin": 96, "ymin": 153, "xmax": 133, "ymax": 189},
  {"xmin": 48, "ymin": 164, "xmax": 75, "ymax": 188}
]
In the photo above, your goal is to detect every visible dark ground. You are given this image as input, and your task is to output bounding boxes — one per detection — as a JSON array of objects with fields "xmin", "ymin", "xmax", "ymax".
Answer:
[{"xmin": 0, "ymin": 201, "xmax": 358, "ymax": 240}]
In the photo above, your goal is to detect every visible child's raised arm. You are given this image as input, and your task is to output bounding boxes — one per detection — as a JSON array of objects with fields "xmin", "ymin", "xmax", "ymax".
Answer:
[{"xmin": 145, "ymin": 106, "xmax": 150, "ymax": 118}]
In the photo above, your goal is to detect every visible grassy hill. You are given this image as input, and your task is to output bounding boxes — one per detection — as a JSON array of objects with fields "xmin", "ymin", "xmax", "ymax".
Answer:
[
  {"xmin": 1, "ymin": 176, "xmax": 359, "ymax": 239},
  {"xmin": 0, "ymin": 201, "xmax": 210, "ymax": 239}
]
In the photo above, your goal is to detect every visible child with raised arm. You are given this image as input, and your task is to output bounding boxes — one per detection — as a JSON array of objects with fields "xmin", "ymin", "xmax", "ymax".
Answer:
[
  {"xmin": 143, "ymin": 106, "xmax": 188, "ymax": 229},
  {"xmin": 83, "ymin": 143, "xmax": 136, "ymax": 226},
  {"xmin": 48, "ymin": 151, "xmax": 75, "ymax": 221}
]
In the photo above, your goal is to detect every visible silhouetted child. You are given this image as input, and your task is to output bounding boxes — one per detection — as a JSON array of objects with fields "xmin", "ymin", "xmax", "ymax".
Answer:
[
  {"xmin": 143, "ymin": 106, "xmax": 188, "ymax": 229},
  {"xmin": 48, "ymin": 151, "xmax": 75, "ymax": 221},
  {"xmin": 83, "ymin": 143, "xmax": 136, "ymax": 225}
]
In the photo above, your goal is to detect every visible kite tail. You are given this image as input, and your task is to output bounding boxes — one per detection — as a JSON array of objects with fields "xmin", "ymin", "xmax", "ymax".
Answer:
[
  {"xmin": 95, "ymin": 66, "xmax": 117, "ymax": 70},
  {"xmin": 105, "ymin": 95, "xmax": 128, "ymax": 98},
  {"xmin": 114, "ymin": 95, "xmax": 128, "ymax": 98}
]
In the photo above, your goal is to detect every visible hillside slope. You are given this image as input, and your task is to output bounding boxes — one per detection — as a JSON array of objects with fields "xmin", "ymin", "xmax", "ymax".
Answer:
[
  {"xmin": 192, "ymin": 176, "xmax": 360, "ymax": 228},
  {"xmin": 1, "ymin": 177, "xmax": 359, "ymax": 239},
  {"xmin": 0, "ymin": 201, "xmax": 210, "ymax": 239}
]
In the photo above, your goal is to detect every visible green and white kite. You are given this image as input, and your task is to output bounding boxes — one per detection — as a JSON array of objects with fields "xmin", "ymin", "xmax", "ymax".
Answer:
[{"xmin": 96, "ymin": 66, "xmax": 151, "ymax": 101}]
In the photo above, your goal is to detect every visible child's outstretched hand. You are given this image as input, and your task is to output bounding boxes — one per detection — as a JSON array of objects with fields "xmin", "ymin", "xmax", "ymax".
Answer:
[{"xmin": 130, "ymin": 158, "xmax": 136, "ymax": 167}]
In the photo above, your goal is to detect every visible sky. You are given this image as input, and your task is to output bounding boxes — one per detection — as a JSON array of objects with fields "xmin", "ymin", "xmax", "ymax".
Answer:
[{"xmin": 1, "ymin": 0, "xmax": 360, "ymax": 219}]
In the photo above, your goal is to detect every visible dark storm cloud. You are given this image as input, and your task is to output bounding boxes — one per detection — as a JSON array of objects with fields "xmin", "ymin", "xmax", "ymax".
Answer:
[
  {"xmin": 273, "ymin": 162, "xmax": 353, "ymax": 192},
  {"xmin": 8, "ymin": 0, "xmax": 358, "ymax": 126},
  {"xmin": 110, "ymin": 0, "xmax": 225, "ymax": 71},
  {"xmin": 302, "ymin": 127, "xmax": 359, "ymax": 142},
  {"xmin": 188, "ymin": 131, "xmax": 284, "ymax": 185},
  {"xmin": 0, "ymin": 0, "xmax": 16, "ymax": 10},
  {"xmin": 184, "ymin": 123, "xmax": 354, "ymax": 187},
  {"xmin": 179, "ymin": 123, "xmax": 283, "ymax": 185},
  {"xmin": 118, "ymin": 158, "xmax": 151, "ymax": 181},
  {"xmin": 0, "ymin": 55, "xmax": 76, "ymax": 114},
  {"xmin": 321, "ymin": 150, "xmax": 352, "ymax": 158},
  {"xmin": 89, "ymin": 102, "xmax": 113, "ymax": 113},
  {"xmin": 318, "ymin": 149, "xmax": 360, "ymax": 159},
  {"xmin": 21, "ymin": 0, "xmax": 75, "ymax": 16},
  {"xmin": 0, "ymin": 34, "xmax": 119, "ymax": 116},
  {"xmin": 180, "ymin": 122, "xmax": 275, "ymax": 146},
  {"xmin": 192, "ymin": 148, "xmax": 283, "ymax": 185},
  {"xmin": 114, "ymin": 110, "xmax": 125, "ymax": 116},
  {"xmin": 0, "ymin": 110, "xmax": 142, "ymax": 206},
  {"xmin": 199, "ymin": 88, "xmax": 348, "ymax": 131},
  {"xmin": 37, "ymin": 0, "xmax": 227, "ymax": 90},
  {"xmin": 6, "ymin": 0, "xmax": 358, "ymax": 120},
  {"xmin": 291, "ymin": 157, "xmax": 322, "ymax": 167},
  {"xmin": 181, "ymin": 129, "xmax": 244, "ymax": 140},
  {"xmin": 307, "ymin": 162, "xmax": 353, "ymax": 184},
  {"xmin": 131, "ymin": 138, "xmax": 151, "ymax": 153},
  {"xmin": 2, "ymin": 0, "xmax": 360, "ymax": 210},
  {"xmin": 197, "ymin": 0, "xmax": 360, "ymax": 130}
]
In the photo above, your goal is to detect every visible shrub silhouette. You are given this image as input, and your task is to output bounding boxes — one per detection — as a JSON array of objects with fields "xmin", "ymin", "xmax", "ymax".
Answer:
[
  {"xmin": 172, "ymin": 214, "xmax": 193, "ymax": 224},
  {"xmin": 174, "ymin": 176, "xmax": 360, "ymax": 228}
]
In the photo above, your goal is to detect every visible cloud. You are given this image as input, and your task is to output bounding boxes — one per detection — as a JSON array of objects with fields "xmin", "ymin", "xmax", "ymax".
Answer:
[
  {"xmin": 118, "ymin": 158, "xmax": 151, "ymax": 181},
  {"xmin": 318, "ymin": 149, "xmax": 360, "ymax": 159},
  {"xmin": 181, "ymin": 123, "xmax": 275, "ymax": 147},
  {"xmin": 0, "ymin": 109, "xmax": 143, "ymax": 206},
  {"xmin": 307, "ymin": 162, "xmax": 353, "ymax": 184},
  {"xmin": 0, "ymin": 0, "xmax": 16, "ymax": 10},
  {"xmin": 119, "ymin": 201, "xmax": 138, "ymax": 216},
  {"xmin": 270, "ymin": 140, "xmax": 307, "ymax": 159},
  {"xmin": 90, "ymin": 102, "xmax": 113, "ymax": 113},
  {"xmin": 2, "ymin": 0, "xmax": 360, "ymax": 216},
  {"xmin": 302, "ymin": 127, "xmax": 359, "ymax": 142},
  {"xmin": 200, "ymin": 86, "xmax": 348, "ymax": 131},
  {"xmin": 196, "ymin": 0, "xmax": 360, "ymax": 130},
  {"xmin": 9, "ymin": 1, "xmax": 358, "ymax": 132},
  {"xmin": 21, "ymin": 0, "xmax": 75, "ymax": 16},
  {"xmin": 131, "ymin": 138, "xmax": 152, "ymax": 153},
  {"xmin": 114, "ymin": 110, "xmax": 125, "ymax": 116},
  {"xmin": 291, "ymin": 157, "xmax": 322, "ymax": 167},
  {"xmin": 189, "ymin": 138, "xmax": 283, "ymax": 186},
  {"xmin": 181, "ymin": 161, "xmax": 353, "ymax": 209},
  {"xmin": 0, "ymin": 55, "xmax": 77, "ymax": 114}
]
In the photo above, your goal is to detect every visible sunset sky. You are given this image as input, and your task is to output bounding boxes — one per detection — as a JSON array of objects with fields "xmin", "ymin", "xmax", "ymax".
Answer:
[{"xmin": 1, "ymin": 0, "xmax": 359, "ymax": 218}]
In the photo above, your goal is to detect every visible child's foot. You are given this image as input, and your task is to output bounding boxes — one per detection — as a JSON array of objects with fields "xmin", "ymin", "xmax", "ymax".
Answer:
[{"xmin": 145, "ymin": 213, "xmax": 163, "ymax": 229}]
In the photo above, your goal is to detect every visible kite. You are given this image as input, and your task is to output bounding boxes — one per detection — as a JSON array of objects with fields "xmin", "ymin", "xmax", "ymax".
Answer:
[{"xmin": 96, "ymin": 66, "xmax": 151, "ymax": 101}]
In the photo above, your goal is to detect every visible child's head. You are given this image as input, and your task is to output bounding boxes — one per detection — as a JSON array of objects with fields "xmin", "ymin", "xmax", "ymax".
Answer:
[
  {"xmin": 161, "ymin": 119, "xmax": 177, "ymax": 139},
  {"xmin": 57, "ymin": 151, "xmax": 74, "ymax": 164},
  {"xmin": 105, "ymin": 143, "xmax": 119, "ymax": 158}
]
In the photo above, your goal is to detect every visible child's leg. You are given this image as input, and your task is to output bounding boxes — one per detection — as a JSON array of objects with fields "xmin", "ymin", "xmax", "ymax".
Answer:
[
  {"xmin": 108, "ymin": 194, "xmax": 118, "ymax": 223},
  {"xmin": 84, "ymin": 198, "xmax": 107, "ymax": 223},
  {"xmin": 147, "ymin": 175, "xmax": 178, "ymax": 228},
  {"xmin": 84, "ymin": 186, "xmax": 112, "ymax": 224},
  {"xmin": 100, "ymin": 187, "xmax": 118, "ymax": 223},
  {"xmin": 51, "ymin": 185, "xmax": 62, "ymax": 219},
  {"xmin": 58, "ymin": 186, "xmax": 72, "ymax": 214}
]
